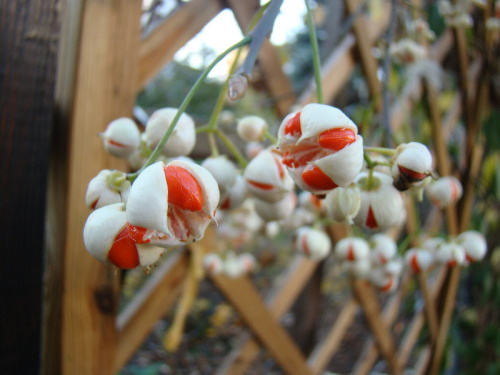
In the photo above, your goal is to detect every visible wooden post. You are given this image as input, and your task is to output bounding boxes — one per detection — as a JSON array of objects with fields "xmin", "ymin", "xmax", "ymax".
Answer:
[
  {"xmin": 50, "ymin": 1, "xmax": 142, "ymax": 374},
  {"xmin": 1, "ymin": 1, "xmax": 60, "ymax": 373}
]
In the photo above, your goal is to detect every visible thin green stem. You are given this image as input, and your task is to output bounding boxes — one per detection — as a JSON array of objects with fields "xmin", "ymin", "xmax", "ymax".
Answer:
[
  {"xmin": 364, "ymin": 146, "xmax": 396, "ymax": 157},
  {"xmin": 264, "ymin": 129, "xmax": 278, "ymax": 144},
  {"xmin": 208, "ymin": 133, "xmax": 219, "ymax": 157},
  {"xmin": 214, "ymin": 128, "xmax": 248, "ymax": 168},
  {"xmin": 127, "ymin": 36, "xmax": 251, "ymax": 182},
  {"xmin": 304, "ymin": 0, "xmax": 323, "ymax": 104}
]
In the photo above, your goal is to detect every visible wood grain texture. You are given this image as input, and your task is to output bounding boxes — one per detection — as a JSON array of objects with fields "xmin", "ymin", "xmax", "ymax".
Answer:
[
  {"xmin": 0, "ymin": 0, "xmax": 60, "ymax": 373},
  {"xmin": 56, "ymin": 1, "xmax": 141, "ymax": 374}
]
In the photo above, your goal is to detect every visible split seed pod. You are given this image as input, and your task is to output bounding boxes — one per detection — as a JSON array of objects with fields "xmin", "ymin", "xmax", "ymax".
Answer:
[
  {"xmin": 253, "ymin": 191, "xmax": 297, "ymax": 222},
  {"xmin": 325, "ymin": 184, "xmax": 361, "ymax": 224},
  {"xmin": 405, "ymin": 248, "xmax": 435, "ymax": 273},
  {"xmin": 243, "ymin": 148, "xmax": 294, "ymax": 203},
  {"xmin": 126, "ymin": 160, "xmax": 219, "ymax": 247},
  {"xmin": 277, "ymin": 103, "xmax": 364, "ymax": 194},
  {"xmin": 85, "ymin": 170, "xmax": 131, "ymax": 210},
  {"xmin": 369, "ymin": 233, "xmax": 397, "ymax": 266},
  {"xmin": 391, "ymin": 142, "xmax": 433, "ymax": 191},
  {"xmin": 334, "ymin": 237, "xmax": 370, "ymax": 262},
  {"xmin": 354, "ymin": 172, "xmax": 406, "ymax": 230},
  {"xmin": 426, "ymin": 176, "xmax": 463, "ymax": 208},
  {"xmin": 457, "ymin": 230, "xmax": 487, "ymax": 264},
  {"xmin": 83, "ymin": 203, "xmax": 165, "ymax": 269}
]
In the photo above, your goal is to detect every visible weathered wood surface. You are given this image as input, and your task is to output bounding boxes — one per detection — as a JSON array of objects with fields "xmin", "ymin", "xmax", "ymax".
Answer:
[
  {"xmin": 53, "ymin": 1, "xmax": 141, "ymax": 374},
  {"xmin": 0, "ymin": 0, "xmax": 60, "ymax": 374}
]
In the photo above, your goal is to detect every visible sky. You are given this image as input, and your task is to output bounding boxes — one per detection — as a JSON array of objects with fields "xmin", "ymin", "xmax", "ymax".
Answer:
[{"xmin": 172, "ymin": 0, "xmax": 307, "ymax": 80}]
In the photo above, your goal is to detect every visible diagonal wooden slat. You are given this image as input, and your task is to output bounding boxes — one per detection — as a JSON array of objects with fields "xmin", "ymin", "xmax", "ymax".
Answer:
[
  {"xmin": 215, "ymin": 255, "xmax": 318, "ymax": 375},
  {"xmin": 212, "ymin": 274, "xmax": 314, "ymax": 375},
  {"xmin": 307, "ymin": 298, "xmax": 359, "ymax": 374},
  {"xmin": 136, "ymin": 0, "xmax": 221, "ymax": 91},
  {"xmin": 114, "ymin": 250, "xmax": 190, "ymax": 372},
  {"xmin": 351, "ymin": 279, "xmax": 401, "ymax": 375}
]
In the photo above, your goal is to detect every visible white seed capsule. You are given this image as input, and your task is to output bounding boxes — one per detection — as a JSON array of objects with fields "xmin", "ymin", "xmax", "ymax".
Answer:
[
  {"xmin": 457, "ymin": 230, "xmax": 487, "ymax": 264},
  {"xmin": 253, "ymin": 192, "xmax": 297, "ymax": 222},
  {"xmin": 101, "ymin": 117, "xmax": 141, "ymax": 158},
  {"xmin": 203, "ymin": 253, "xmax": 224, "ymax": 276},
  {"xmin": 244, "ymin": 148, "xmax": 294, "ymax": 203},
  {"xmin": 354, "ymin": 172, "xmax": 406, "ymax": 230},
  {"xmin": 223, "ymin": 252, "xmax": 245, "ymax": 278},
  {"xmin": 144, "ymin": 108, "xmax": 195, "ymax": 157},
  {"xmin": 334, "ymin": 237, "xmax": 370, "ymax": 262},
  {"xmin": 369, "ymin": 233, "xmax": 397, "ymax": 265},
  {"xmin": 405, "ymin": 248, "xmax": 435, "ymax": 273},
  {"xmin": 435, "ymin": 242, "xmax": 466, "ymax": 266},
  {"xmin": 237, "ymin": 116, "xmax": 268, "ymax": 142},
  {"xmin": 325, "ymin": 184, "xmax": 361, "ymax": 225},
  {"xmin": 85, "ymin": 170, "xmax": 130, "ymax": 209},
  {"xmin": 202, "ymin": 155, "xmax": 238, "ymax": 195},
  {"xmin": 295, "ymin": 226, "xmax": 332, "ymax": 261},
  {"xmin": 426, "ymin": 176, "xmax": 463, "ymax": 208},
  {"xmin": 391, "ymin": 142, "xmax": 433, "ymax": 191}
]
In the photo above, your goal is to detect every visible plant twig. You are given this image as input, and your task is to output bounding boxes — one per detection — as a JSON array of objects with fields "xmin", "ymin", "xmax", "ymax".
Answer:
[
  {"xmin": 304, "ymin": 0, "xmax": 324, "ymax": 104},
  {"xmin": 381, "ymin": 0, "xmax": 398, "ymax": 147},
  {"xmin": 127, "ymin": 36, "xmax": 251, "ymax": 182}
]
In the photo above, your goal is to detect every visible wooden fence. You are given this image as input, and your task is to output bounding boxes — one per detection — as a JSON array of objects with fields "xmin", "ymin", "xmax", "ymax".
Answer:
[{"xmin": 41, "ymin": 0, "xmax": 491, "ymax": 374}]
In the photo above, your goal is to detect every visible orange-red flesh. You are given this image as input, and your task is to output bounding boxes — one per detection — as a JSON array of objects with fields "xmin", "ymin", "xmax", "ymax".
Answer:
[
  {"xmin": 411, "ymin": 254, "xmax": 421, "ymax": 273},
  {"xmin": 164, "ymin": 165, "xmax": 203, "ymax": 211},
  {"xmin": 318, "ymin": 128, "xmax": 356, "ymax": 151},
  {"xmin": 108, "ymin": 227, "xmax": 140, "ymax": 269},
  {"xmin": 365, "ymin": 206, "xmax": 378, "ymax": 229},
  {"xmin": 127, "ymin": 223, "xmax": 150, "ymax": 244},
  {"xmin": 107, "ymin": 139, "xmax": 126, "ymax": 147},
  {"xmin": 283, "ymin": 112, "xmax": 302, "ymax": 136},
  {"xmin": 246, "ymin": 179, "xmax": 275, "ymax": 191},
  {"xmin": 347, "ymin": 245, "xmax": 355, "ymax": 261},
  {"xmin": 302, "ymin": 165, "xmax": 338, "ymax": 191},
  {"xmin": 398, "ymin": 165, "xmax": 427, "ymax": 182},
  {"xmin": 380, "ymin": 278, "xmax": 394, "ymax": 292}
]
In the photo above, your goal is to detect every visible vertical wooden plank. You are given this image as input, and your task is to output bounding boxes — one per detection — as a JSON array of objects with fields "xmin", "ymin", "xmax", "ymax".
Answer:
[
  {"xmin": 212, "ymin": 275, "xmax": 314, "ymax": 375},
  {"xmin": 0, "ymin": 1, "xmax": 60, "ymax": 373},
  {"xmin": 57, "ymin": 1, "xmax": 141, "ymax": 374},
  {"xmin": 344, "ymin": 0, "xmax": 381, "ymax": 110}
]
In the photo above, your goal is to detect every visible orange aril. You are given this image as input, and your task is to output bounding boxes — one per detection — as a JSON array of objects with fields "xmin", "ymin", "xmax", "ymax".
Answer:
[
  {"xmin": 283, "ymin": 112, "xmax": 302, "ymax": 136},
  {"xmin": 301, "ymin": 165, "xmax": 338, "ymax": 190},
  {"xmin": 318, "ymin": 128, "xmax": 356, "ymax": 151},
  {"xmin": 246, "ymin": 179, "xmax": 274, "ymax": 190},
  {"xmin": 164, "ymin": 165, "xmax": 203, "ymax": 211},
  {"xmin": 126, "ymin": 223, "xmax": 150, "ymax": 244},
  {"xmin": 365, "ymin": 206, "xmax": 378, "ymax": 229},
  {"xmin": 108, "ymin": 227, "xmax": 140, "ymax": 269}
]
